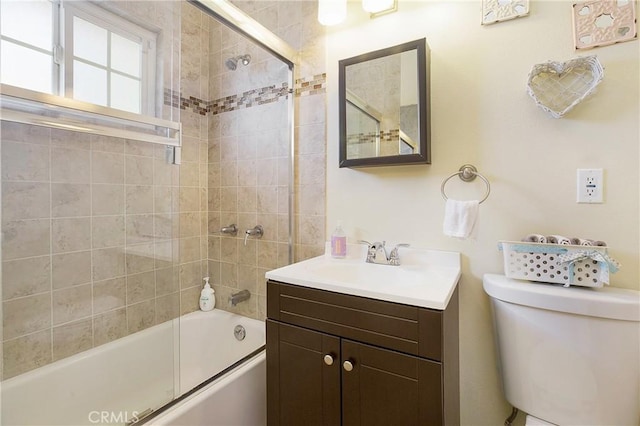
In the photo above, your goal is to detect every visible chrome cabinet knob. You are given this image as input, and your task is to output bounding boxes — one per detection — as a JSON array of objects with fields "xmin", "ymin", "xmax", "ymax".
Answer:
[
  {"xmin": 324, "ymin": 354, "xmax": 334, "ymax": 366},
  {"xmin": 343, "ymin": 360, "xmax": 354, "ymax": 372}
]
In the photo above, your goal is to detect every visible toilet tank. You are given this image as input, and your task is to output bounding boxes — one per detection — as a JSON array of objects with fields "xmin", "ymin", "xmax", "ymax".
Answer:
[{"xmin": 483, "ymin": 274, "xmax": 640, "ymax": 426}]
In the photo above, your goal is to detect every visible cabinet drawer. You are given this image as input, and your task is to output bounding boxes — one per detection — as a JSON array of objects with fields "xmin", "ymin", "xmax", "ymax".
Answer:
[{"xmin": 267, "ymin": 280, "xmax": 443, "ymax": 361}]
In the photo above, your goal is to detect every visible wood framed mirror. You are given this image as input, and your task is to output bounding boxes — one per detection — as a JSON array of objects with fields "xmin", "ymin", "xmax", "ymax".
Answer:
[{"xmin": 339, "ymin": 38, "xmax": 430, "ymax": 168}]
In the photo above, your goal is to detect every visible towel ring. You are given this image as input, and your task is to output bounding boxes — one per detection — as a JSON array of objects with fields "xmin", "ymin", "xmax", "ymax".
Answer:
[{"xmin": 441, "ymin": 164, "xmax": 491, "ymax": 204}]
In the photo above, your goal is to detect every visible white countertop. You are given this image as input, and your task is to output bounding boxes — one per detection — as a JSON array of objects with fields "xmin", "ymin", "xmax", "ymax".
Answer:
[{"xmin": 266, "ymin": 243, "xmax": 461, "ymax": 310}]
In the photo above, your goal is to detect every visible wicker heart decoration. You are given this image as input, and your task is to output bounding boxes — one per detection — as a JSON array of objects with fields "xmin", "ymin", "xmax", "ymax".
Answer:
[{"xmin": 526, "ymin": 56, "xmax": 604, "ymax": 118}]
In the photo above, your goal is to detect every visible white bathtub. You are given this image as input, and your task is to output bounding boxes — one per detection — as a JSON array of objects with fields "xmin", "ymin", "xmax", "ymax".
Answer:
[{"xmin": 0, "ymin": 309, "xmax": 265, "ymax": 426}]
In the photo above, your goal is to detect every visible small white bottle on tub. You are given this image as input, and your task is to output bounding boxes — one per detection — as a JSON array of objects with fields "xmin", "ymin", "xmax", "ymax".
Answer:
[{"xmin": 199, "ymin": 277, "xmax": 215, "ymax": 311}]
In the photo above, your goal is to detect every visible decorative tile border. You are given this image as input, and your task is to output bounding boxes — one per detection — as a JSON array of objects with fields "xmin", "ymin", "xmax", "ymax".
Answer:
[
  {"xmin": 165, "ymin": 73, "xmax": 327, "ymax": 116},
  {"xmin": 346, "ymin": 129, "xmax": 400, "ymax": 145}
]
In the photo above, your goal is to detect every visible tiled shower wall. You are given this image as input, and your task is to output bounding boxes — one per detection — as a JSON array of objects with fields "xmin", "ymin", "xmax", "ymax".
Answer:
[
  {"xmin": 0, "ymin": 1, "xmax": 185, "ymax": 380},
  {"xmin": 0, "ymin": 124, "xmax": 181, "ymax": 380},
  {"xmin": 177, "ymin": 1, "xmax": 327, "ymax": 321},
  {"xmin": 229, "ymin": 0, "xmax": 327, "ymax": 263}
]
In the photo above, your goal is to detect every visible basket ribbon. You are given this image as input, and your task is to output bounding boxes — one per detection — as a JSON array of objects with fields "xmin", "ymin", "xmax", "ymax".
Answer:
[{"xmin": 557, "ymin": 250, "xmax": 620, "ymax": 287}]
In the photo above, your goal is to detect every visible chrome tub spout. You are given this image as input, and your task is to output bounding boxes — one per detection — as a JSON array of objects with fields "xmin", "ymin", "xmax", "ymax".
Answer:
[{"xmin": 229, "ymin": 289, "xmax": 251, "ymax": 306}]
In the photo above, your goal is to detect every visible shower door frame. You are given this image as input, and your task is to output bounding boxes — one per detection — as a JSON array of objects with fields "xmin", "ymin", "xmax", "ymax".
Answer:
[{"xmin": 189, "ymin": 0, "xmax": 297, "ymax": 264}]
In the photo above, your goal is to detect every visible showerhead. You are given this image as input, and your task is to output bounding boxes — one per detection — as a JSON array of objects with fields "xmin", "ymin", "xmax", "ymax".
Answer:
[
  {"xmin": 225, "ymin": 54, "xmax": 251, "ymax": 71},
  {"xmin": 225, "ymin": 57, "xmax": 238, "ymax": 71}
]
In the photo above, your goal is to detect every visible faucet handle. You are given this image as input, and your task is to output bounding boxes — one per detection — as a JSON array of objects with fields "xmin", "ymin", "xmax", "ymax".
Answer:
[
  {"xmin": 389, "ymin": 244, "xmax": 410, "ymax": 266},
  {"xmin": 357, "ymin": 240, "xmax": 372, "ymax": 247}
]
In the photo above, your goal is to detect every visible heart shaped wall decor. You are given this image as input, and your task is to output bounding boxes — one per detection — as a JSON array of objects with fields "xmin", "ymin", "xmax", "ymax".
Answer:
[{"xmin": 526, "ymin": 55, "xmax": 604, "ymax": 118}]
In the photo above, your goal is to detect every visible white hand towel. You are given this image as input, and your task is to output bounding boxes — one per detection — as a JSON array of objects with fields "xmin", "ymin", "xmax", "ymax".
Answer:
[{"xmin": 443, "ymin": 199, "xmax": 479, "ymax": 239}]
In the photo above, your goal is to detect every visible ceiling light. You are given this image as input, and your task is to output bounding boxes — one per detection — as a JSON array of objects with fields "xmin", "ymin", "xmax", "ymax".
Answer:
[{"xmin": 318, "ymin": 0, "xmax": 347, "ymax": 26}]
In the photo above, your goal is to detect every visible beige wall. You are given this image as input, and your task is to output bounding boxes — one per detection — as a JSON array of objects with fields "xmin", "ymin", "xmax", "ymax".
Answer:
[{"xmin": 326, "ymin": 1, "xmax": 639, "ymax": 425}]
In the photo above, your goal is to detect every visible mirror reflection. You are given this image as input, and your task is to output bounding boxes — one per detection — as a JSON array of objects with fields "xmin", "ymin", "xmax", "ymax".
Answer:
[{"xmin": 339, "ymin": 38, "xmax": 430, "ymax": 168}]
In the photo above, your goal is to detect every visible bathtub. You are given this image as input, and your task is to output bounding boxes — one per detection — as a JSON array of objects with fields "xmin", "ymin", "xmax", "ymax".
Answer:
[{"xmin": 0, "ymin": 309, "xmax": 265, "ymax": 426}]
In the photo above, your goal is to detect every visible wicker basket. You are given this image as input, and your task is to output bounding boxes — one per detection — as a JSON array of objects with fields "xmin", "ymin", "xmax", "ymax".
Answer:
[
  {"xmin": 499, "ymin": 241, "xmax": 613, "ymax": 288},
  {"xmin": 526, "ymin": 55, "xmax": 604, "ymax": 119}
]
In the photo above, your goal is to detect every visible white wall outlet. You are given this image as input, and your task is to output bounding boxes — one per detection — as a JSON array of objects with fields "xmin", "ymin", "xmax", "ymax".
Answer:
[{"xmin": 577, "ymin": 168, "xmax": 603, "ymax": 203}]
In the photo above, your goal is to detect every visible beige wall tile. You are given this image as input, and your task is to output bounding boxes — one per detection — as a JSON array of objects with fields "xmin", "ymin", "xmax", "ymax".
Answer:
[
  {"xmin": 52, "ymin": 284, "xmax": 92, "ymax": 325},
  {"xmin": 125, "ymin": 140, "xmax": 155, "ymax": 157},
  {"xmin": 126, "ymin": 185, "xmax": 154, "ymax": 214},
  {"xmin": 3, "ymin": 293, "xmax": 51, "ymax": 339},
  {"xmin": 91, "ymin": 135, "xmax": 124, "ymax": 153},
  {"xmin": 179, "ymin": 187, "xmax": 200, "ymax": 212},
  {"xmin": 179, "ymin": 161, "xmax": 200, "ymax": 187},
  {"xmin": 51, "ymin": 147, "xmax": 90, "ymax": 183},
  {"xmin": 2, "ymin": 256, "xmax": 51, "ymax": 300},
  {"xmin": 52, "ymin": 218, "xmax": 91, "ymax": 253},
  {"xmin": 126, "ymin": 214, "xmax": 154, "ymax": 245},
  {"xmin": 125, "ymin": 156, "xmax": 153, "ymax": 185},
  {"xmin": 154, "ymin": 186, "xmax": 173, "ymax": 214},
  {"xmin": 52, "ymin": 319, "xmax": 93, "ymax": 361},
  {"xmin": 2, "ymin": 219, "xmax": 50, "ymax": 261},
  {"xmin": 2, "ymin": 182, "xmax": 50, "ymax": 221},
  {"xmin": 125, "ymin": 243, "xmax": 155, "ymax": 274},
  {"xmin": 92, "ymin": 247, "xmax": 126, "ymax": 281},
  {"xmin": 179, "ymin": 237, "xmax": 201, "ymax": 263},
  {"xmin": 1, "ymin": 122, "xmax": 50, "ymax": 145},
  {"xmin": 220, "ymin": 161, "xmax": 238, "ymax": 187},
  {"xmin": 179, "ymin": 212, "xmax": 200, "ymax": 238},
  {"xmin": 93, "ymin": 277, "xmax": 126, "ymax": 314},
  {"xmin": 52, "ymin": 251, "xmax": 92, "ymax": 289},
  {"xmin": 3, "ymin": 330, "xmax": 52, "ymax": 379},
  {"xmin": 127, "ymin": 299, "xmax": 155, "ymax": 333},
  {"xmin": 51, "ymin": 129, "xmax": 91, "ymax": 150},
  {"xmin": 156, "ymin": 293, "xmax": 180, "ymax": 323},
  {"xmin": 156, "ymin": 267, "xmax": 179, "ymax": 296},
  {"xmin": 1, "ymin": 141, "xmax": 50, "ymax": 182},
  {"xmin": 92, "ymin": 184, "xmax": 125, "ymax": 216},
  {"xmin": 180, "ymin": 286, "xmax": 200, "ymax": 315},
  {"xmin": 179, "ymin": 261, "xmax": 202, "ymax": 289},
  {"xmin": 93, "ymin": 309, "xmax": 127, "ymax": 347},
  {"xmin": 126, "ymin": 271, "xmax": 155, "ymax": 304},
  {"xmin": 92, "ymin": 216, "xmax": 125, "ymax": 248},
  {"xmin": 51, "ymin": 183, "xmax": 91, "ymax": 217},
  {"xmin": 92, "ymin": 151, "xmax": 124, "ymax": 184}
]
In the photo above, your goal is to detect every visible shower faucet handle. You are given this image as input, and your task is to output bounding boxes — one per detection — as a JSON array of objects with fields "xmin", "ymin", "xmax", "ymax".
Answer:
[{"xmin": 244, "ymin": 225, "xmax": 264, "ymax": 245}]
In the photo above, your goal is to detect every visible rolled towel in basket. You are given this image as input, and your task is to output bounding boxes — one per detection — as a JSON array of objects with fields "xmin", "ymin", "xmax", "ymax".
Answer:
[
  {"xmin": 522, "ymin": 234, "xmax": 547, "ymax": 243},
  {"xmin": 547, "ymin": 235, "xmax": 571, "ymax": 245},
  {"xmin": 592, "ymin": 240, "xmax": 607, "ymax": 247},
  {"xmin": 570, "ymin": 237, "xmax": 593, "ymax": 246}
]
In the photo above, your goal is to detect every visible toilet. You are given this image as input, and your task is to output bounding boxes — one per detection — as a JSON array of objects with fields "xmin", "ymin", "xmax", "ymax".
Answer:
[{"xmin": 483, "ymin": 274, "xmax": 640, "ymax": 426}]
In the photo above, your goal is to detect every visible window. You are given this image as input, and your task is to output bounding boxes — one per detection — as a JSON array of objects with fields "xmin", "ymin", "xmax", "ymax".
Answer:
[{"xmin": 0, "ymin": 0, "xmax": 157, "ymax": 115}]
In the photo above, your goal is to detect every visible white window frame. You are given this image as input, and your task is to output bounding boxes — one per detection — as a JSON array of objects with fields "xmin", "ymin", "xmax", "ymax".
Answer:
[{"xmin": 61, "ymin": 1, "xmax": 157, "ymax": 115}]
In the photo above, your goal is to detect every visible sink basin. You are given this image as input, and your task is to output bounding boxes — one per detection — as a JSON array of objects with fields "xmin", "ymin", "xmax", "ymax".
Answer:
[{"xmin": 265, "ymin": 243, "xmax": 461, "ymax": 310}]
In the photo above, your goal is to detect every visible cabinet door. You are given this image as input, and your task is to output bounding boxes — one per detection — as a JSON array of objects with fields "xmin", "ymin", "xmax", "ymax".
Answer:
[
  {"xmin": 266, "ymin": 320, "xmax": 341, "ymax": 426},
  {"xmin": 341, "ymin": 339, "xmax": 443, "ymax": 426}
]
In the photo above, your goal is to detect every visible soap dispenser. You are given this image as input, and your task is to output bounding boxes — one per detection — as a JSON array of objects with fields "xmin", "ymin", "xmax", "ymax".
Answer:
[
  {"xmin": 331, "ymin": 220, "xmax": 347, "ymax": 258},
  {"xmin": 199, "ymin": 277, "xmax": 215, "ymax": 311}
]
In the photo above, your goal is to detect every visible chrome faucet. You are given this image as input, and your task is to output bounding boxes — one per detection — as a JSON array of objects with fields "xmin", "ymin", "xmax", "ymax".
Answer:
[
  {"xmin": 358, "ymin": 240, "xmax": 409, "ymax": 266},
  {"xmin": 229, "ymin": 289, "xmax": 251, "ymax": 306},
  {"xmin": 220, "ymin": 224, "xmax": 238, "ymax": 236}
]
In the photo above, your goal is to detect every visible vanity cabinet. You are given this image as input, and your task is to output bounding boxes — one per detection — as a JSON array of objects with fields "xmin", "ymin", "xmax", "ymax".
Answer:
[{"xmin": 266, "ymin": 280, "xmax": 459, "ymax": 426}]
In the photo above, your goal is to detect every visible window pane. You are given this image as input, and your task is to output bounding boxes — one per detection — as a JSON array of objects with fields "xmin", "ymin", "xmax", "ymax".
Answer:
[
  {"xmin": 73, "ymin": 16, "xmax": 107, "ymax": 66},
  {"xmin": 74, "ymin": 61, "xmax": 107, "ymax": 106},
  {"xmin": 111, "ymin": 33, "xmax": 141, "ymax": 77},
  {"xmin": 1, "ymin": 40, "xmax": 52, "ymax": 93},
  {"xmin": 1, "ymin": 0, "xmax": 52, "ymax": 50},
  {"xmin": 110, "ymin": 74, "xmax": 141, "ymax": 113}
]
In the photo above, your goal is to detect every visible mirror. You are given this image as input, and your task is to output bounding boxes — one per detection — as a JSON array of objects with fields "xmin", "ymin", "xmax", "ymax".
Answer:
[{"xmin": 339, "ymin": 38, "xmax": 430, "ymax": 168}]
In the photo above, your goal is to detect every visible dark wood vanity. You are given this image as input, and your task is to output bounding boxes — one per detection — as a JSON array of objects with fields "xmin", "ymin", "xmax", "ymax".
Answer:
[{"xmin": 266, "ymin": 280, "xmax": 459, "ymax": 426}]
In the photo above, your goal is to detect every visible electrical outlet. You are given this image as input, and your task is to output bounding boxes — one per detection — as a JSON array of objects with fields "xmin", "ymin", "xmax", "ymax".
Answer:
[{"xmin": 577, "ymin": 168, "xmax": 603, "ymax": 203}]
